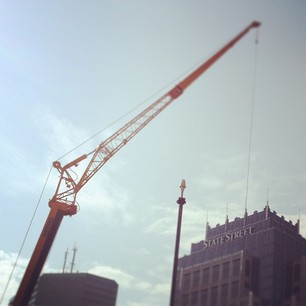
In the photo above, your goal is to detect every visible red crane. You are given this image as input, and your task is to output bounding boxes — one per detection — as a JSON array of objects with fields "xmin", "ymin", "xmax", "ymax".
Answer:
[{"xmin": 12, "ymin": 21, "xmax": 260, "ymax": 305}]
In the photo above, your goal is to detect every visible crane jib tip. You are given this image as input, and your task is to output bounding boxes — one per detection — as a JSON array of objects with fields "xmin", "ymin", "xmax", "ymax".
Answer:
[{"xmin": 251, "ymin": 21, "xmax": 261, "ymax": 28}]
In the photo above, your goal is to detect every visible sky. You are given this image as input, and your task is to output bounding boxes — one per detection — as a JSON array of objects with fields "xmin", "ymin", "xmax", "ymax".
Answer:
[{"xmin": 1, "ymin": 1, "xmax": 306, "ymax": 305}]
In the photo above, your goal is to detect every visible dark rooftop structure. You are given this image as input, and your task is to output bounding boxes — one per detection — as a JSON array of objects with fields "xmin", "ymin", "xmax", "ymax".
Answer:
[{"xmin": 27, "ymin": 272, "xmax": 118, "ymax": 306}]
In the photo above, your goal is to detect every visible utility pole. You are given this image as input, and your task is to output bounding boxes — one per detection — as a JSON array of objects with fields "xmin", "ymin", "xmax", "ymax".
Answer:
[{"xmin": 170, "ymin": 179, "xmax": 186, "ymax": 306}]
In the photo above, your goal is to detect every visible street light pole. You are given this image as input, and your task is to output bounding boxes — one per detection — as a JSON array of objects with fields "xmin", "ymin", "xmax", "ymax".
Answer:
[{"xmin": 170, "ymin": 179, "xmax": 186, "ymax": 306}]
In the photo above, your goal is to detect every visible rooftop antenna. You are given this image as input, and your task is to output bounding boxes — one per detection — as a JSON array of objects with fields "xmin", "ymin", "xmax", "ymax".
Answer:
[
  {"xmin": 297, "ymin": 207, "xmax": 301, "ymax": 234},
  {"xmin": 244, "ymin": 207, "xmax": 248, "ymax": 227},
  {"xmin": 299, "ymin": 208, "xmax": 301, "ymax": 221},
  {"xmin": 244, "ymin": 24, "xmax": 259, "ymax": 225},
  {"xmin": 205, "ymin": 210, "xmax": 209, "ymax": 240},
  {"xmin": 62, "ymin": 248, "xmax": 68, "ymax": 273},
  {"xmin": 70, "ymin": 244, "xmax": 78, "ymax": 273},
  {"xmin": 299, "ymin": 207, "xmax": 301, "ymax": 220},
  {"xmin": 225, "ymin": 204, "xmax": 229, "ymax": 232},
  {"xmin": 265, "ymin": 188, "xmax": 270, "ymax": 220}
]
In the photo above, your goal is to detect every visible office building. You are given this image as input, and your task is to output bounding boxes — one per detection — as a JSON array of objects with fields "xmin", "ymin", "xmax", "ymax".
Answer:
[
  {"xmin": 176, "ymin": 205, "xmax": 306, "ymax": 306},
  {"xmin": 27, "ymin": 273, "xmax": 118, "ymax": 306}
]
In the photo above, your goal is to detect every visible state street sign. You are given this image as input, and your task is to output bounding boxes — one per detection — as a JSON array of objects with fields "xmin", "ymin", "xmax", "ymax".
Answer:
[{"xmin": 204, "ymin": 226, "xmax": 254, "ymax": 249}]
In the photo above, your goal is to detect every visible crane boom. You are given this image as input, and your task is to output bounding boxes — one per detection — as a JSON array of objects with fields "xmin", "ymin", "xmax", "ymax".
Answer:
[
  {"xmin": 12, "ymin": 21, "xmax": 260, "ymax": 306},
  {"xmin": 52, "ymin": 21, "xmax": 260, "ymax": 206}
]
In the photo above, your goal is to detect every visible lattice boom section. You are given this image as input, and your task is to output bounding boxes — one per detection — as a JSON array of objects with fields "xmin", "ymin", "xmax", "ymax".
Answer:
[{"xmin": 78, "ymin": 93, "xmax": 174, "ymax": 188}]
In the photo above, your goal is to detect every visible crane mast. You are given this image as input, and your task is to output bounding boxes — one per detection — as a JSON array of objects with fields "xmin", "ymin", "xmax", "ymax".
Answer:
[{"xmin": 12, "ymin": 21, "xmax": 260, "ymax": 306}]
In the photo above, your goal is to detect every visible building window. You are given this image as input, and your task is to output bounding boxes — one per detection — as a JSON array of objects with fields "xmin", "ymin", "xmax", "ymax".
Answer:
[
  {"xmin": 183, "ymin": 273, "xmax": 191, "ymax": 290},
  {"xmin": 294, "ymin": 264, "xmax": 301, "ymax": 282},
  {"xmin": 202, "ymin": 268, "xmax": 210, "ymax": 284},
  {"xmin": 193, "ymin": 270, "xmax": 200, "ymax": 287},
  {"xmin": 220, "ymin": 283, "xmax": 228, "ymax": 305},
  {"xmin": 233, "ymin": 259, "xmax": 240, "ymax": 276},
  {"xmin": 231, "ymin": 281, "xmax": 239, "ymax": 298},
  {"xmin": 191, "ymin": 291, "xmax": 198, "ymax": 306},
  {"xmin": 182, "ymin": 294, "xmax": 188, "ymax": 305},
  {"xmin": 293, "ymin": 285, "xmax": 300, "ymax": 293},
  {"xmin": 222, "ymin": 262, "xmax": 230, "ymax": 279},
  {"xmin": 211, "ymin": 286, "xmax": 218, "ymax": 305},
  {"xmin": 212, "ymin": 265, "xmax": 219, "ymax": 281},
  {"xmin": 200, "ymin": 289, "xmax": 208, "ymax": 306},
  {"xmin": 245, "ymin": 260, "xmax": 251, "ymax": 277}
]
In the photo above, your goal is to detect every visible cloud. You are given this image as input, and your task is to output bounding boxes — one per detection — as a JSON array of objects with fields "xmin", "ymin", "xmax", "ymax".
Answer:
[
  {"xmin": 88, "ymin": 264, "xmax": 170, "ymax": 306},
  {"xmin": 143, "ymin": 206, "xmax": 176, "ymax": 235},
  {"xmin": 76, "ymin": 172, "xmax": 136, "ymax": 226},
  {"xmin": 88, "ymin": 265, "xmax": 141, "ymax": 289},
  {"xmin": 0, "ymin": 250, "xmax": 28, "ymax": 305},
  {"xmin": 0, "ymin": 138, "xmax": 44, "ymax": 198},
  {"xmin": 198, "ymin": 177, "xmax": 223, "ymax": 190},
  {"xmin": 143, "ymin": 202, "xmax": 206, "ymax": 238},
  {"xmin": 23, "ymin": 106, "xmax": 137, "ymax": 225},
  {"xmin": 0, "ymin": 250, "xmax": 61, "ymax": 306},
  {"xmin": 31, "ymin": 106, "xmax": 92, "ymax": 160}
]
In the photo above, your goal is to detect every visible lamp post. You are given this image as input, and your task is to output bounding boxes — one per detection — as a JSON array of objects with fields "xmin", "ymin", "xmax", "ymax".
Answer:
[{"xmin": 170, "ymin": 179, "xmax": 186, "ymax": 306}]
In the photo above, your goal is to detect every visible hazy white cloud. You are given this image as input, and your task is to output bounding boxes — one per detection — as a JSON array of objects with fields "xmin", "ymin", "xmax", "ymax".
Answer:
[
  {"xmin": 25, "ymin": 106, "xmax": 137, "ymax": 225},
  {"xmin": 31, "ymin": 106, "xmax": 91, "ymax": 160},
  {"xmin": 198, "ymin": 177, "xmax": 223, "ymax": 190},
  {"xmin": 125, "ymin": 281, "xmax": 171, "ymax": 306},
  {"xmin": 2, "ymin": 2, "xmax": 306, "ymax": 306},
  {"xmin": 0, "ymin": 250, "xmax": 60, "ymax": 306},
  {"xmin": 88, "ymin": 264, "xmax": 142, "ymax": 289},
  {"xmin": 144, "ymin": 206, "xmax": 176, "ymax": 235},
  {"xmin": 0, "ymin": 138, "xmax": 43, "ymax": 197},
  {"xmin": 0, "ymin": 250, "xmax": 28, "ymax": 305},
  {"xmin": 88, "ymin": 264, "xmax": 170, "ymax": 306},
  {"xmin": 77, "ymin": 172, "xmax": 136, "ymax": 226}
]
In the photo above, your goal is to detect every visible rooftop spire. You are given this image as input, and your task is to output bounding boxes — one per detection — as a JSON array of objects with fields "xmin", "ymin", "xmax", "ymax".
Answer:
[
  {"xmin": 205, "ymin": 211, "xmax": 209, "ymax": 240},
  {"xmin": 225, "ymin": 204, "xmax": 229, "ymax": 232},
  {"xmin": 265, "ymin": 188, "xmax": 270, "ymax": 220},
  {"xmin": 244, "ymin": 207, "xmax": 248, "ymax": 226},
  {"xmin": 297, "ymin": 208, "xmax": 301, "ymax": 234}
]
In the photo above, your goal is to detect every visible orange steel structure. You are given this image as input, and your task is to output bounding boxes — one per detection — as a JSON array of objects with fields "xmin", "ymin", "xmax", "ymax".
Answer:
[{"xmin": 12, "ymin": 21, "xmax": 260, "ymax": 306}]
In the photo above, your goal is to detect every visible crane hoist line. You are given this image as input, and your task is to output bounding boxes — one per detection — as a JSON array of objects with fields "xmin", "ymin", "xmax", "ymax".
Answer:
[{"xmin": 12, "ymin": 21, "xmax": 261, "ymax": 306}]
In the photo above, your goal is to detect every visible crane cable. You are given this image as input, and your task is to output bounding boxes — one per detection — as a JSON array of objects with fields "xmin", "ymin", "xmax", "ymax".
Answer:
[
  {"xmin": 1, "ymin": 54, "xmax": 213, "ymax": 304},
  {"xmin": 0, "ymin": 166, "xmax": 53, "ymax": 305},
  {"xmin": 1, "ymin": 31, "xmax": 257, "ymax": 304},
  {"xmin": 244, "ymin": 27, "xmax": 260, "ymax": 215},
  {"xmin": 56, "ymin": 53, "xmax": 216, "ymax": 162},
  {"xmin": 0, "ymin": 58, "xmax": 208, "ymax": 305}
]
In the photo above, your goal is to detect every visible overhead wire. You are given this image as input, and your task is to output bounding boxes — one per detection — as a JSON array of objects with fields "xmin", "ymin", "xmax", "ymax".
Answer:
[
  {"xmin": 0, "ymin": 166, "xmax": 53, "ymax": 305},
  {"xmin": 244, "ymin": 27, "xmax": 260, "ymax": 216}
]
